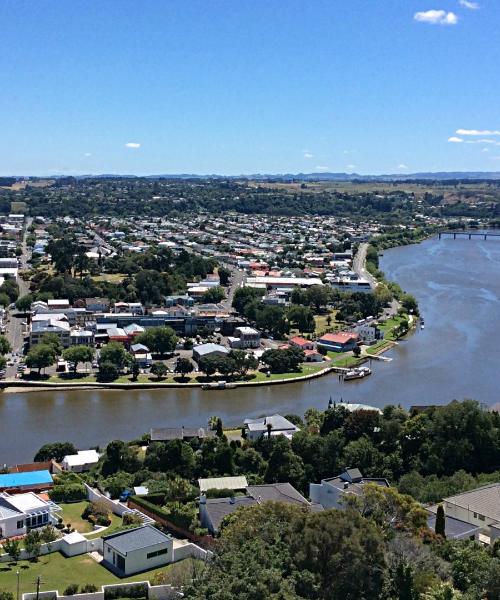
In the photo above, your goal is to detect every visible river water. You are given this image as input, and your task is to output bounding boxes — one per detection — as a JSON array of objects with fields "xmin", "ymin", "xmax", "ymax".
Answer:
[{"xmin": 2, "ymin": 234, "xmax": 500, "ymax": 465}]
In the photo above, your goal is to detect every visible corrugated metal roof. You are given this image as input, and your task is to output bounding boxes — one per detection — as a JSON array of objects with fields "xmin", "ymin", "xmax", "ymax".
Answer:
[
  {"xmin": 0, "ymin": 470, "xmax": 53, "ymax": 489},
  {"xmin": 198, "ymin": 476, "xmax": 248, "ymax": 492},
  {"xmin": 103, "ymin": 525, "xmax": 171, "ymax": 555}
]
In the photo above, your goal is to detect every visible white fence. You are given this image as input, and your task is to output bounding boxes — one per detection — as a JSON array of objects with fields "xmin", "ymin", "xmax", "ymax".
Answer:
[
  {"xmin": 85, "ymin": 484, "xmax": 130, "ymax": 517},
  {"xmin": 23, "ymin": 581, "xmax": 181, "ymax": 600}
]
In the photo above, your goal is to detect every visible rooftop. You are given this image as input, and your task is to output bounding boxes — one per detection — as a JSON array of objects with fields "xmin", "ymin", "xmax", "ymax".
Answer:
[
  {"xmin": 444, "ymin": 483, "xmax": 500, "ymax": 522},
  {"xmin": 198, "ymin": 475, "xmax": 249, "ymax": 492},
  {"xmin": 0, "ymin": 470, "xmax": 53, "ymax": 489},
  {"xmin": 103, "ymin": 524, "xmax": 171, "ymax": 555}
]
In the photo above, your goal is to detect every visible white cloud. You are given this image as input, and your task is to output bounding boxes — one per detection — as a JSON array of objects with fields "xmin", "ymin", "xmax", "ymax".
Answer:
[
  {"xmin": 482, "ymin": 148, "xmax": 490, "ymax": 152},
  {"xmin": 125, "ymin": 142, "xmax": 141, "ymax": 148},
  {"xmin": 346, "ymin": 164, "xmax": 356, "ymax": 170},
  {"xmin": 398, "ymin": 164, "xmax": 409, "ymax": 169},
  {"xmin": 315, "ymin": 165, "xmax": 330, "ymax": 171},
  {"xmin": 343, "ymin": 149, "xmax": 356, "ymax": 154},
  {"xmin": 459, "ymin": 0, "xmax": 479, "ymax": 9},
  {"xmin": 456, "ymin": 129, "xmax": 500, "ymax": 136},
  {"xmin": 303, "ymin": 152, "xmax": 314, "ymax": 159},
  {"xmin": 414, "ymin": 10, "xmax": 458, "ymax": 25},
  {"xmin": 448, "ymin": 136, "xmax": 464, "ymax": 143},
  {"xmin": 84, "ymin": 152, "xmax": 92, "ymax": 157},
  {"xmin": 465, "ymin": 139, "xmax": 500, "ymax": 145}
]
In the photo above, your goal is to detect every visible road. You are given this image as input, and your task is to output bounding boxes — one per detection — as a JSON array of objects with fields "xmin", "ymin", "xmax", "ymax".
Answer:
[
  {"xmin": 352, "ymin": 242, "xmax": 377, "ymax": 288},
  {"xmin": 353, "ymin": 242, "xmax": 400, "ymax": 319},
  {"xmin": 4, "ymin": 217, "xmax": 32, "ymax": 377},
  {"xmin": 221, "ymin": 264, "xmax": 246, "ymax": 311}
]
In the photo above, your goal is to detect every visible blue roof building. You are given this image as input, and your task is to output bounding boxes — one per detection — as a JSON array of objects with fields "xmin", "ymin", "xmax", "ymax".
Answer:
[{"xmin": 0, "ymin": 470, "xmax": 53, "ymax": 492}]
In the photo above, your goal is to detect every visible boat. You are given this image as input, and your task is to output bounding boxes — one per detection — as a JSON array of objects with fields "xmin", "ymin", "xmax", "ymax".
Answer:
[
  {"xmin": 421, "ymin": 324, "xmax": 425, "ymax": 330},
  {"xmin": 201, "ymin": 381, "xmax": 237, "ymax": 390},
  {"xmin": 344, "ymin": 367, "xmax": 372, "ymax": 381}
]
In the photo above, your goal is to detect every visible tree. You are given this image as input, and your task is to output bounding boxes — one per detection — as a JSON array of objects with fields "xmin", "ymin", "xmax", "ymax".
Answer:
[
  {"xmin": 144, "ymin": 440, "xmax": 195, "ymax": 478},
  {"xmin": 15, "ymin": 293, "xmax": 33, "ymax": 312},
  {"xmin": 202, "ymin": 286, "xmax": 225, "ymax": 303},
  {"xmin": 287, "ymin": 304, "xmax": 315, "ymax": 333},
  {"xmin": 97, "ymin": 361, "xmax": 119, "ymax": 381},
  {"xmin": 264, "ymin": 437, "xmax": 305, "ymax": 491},
  {"xmin": 40, "ymin": 525, "xmax": 58, "ymax": 559},
  {"xmin": 63, "ymin": 346, "xmax": 94, "ymax": 372},
  {"xmin": 198, "ymin": 356, "xmax": 220, "ymax": 378},
  {"xmin": 218, "ymin": 266, "xmax": 231, "ymax": 286},
  {"xmin": 25, "ymin": 528, "xmax": 42, "ymax": 561},
  {"xmin": 261, "ymin": 347, "xmax": 305, "ymax": 373},
  {"xmin": 2, "ymin": 538, "xmax": 21, "ymax": 562},
  {"xmin": 0, "ymin": 336, "xmax": 11, "ymax": 356},
  {"xmin": 0, "ymin": 592, "xmax": 14, "ymax": 600},
  {"xmin": 34, "ymin": 441, "xmax": 77, "ymax": 462},
  {"xmin": 228, "ymin": 350, "xmax": 257, "ymax": 378},
  {"xmin": 435, "ymin": 504, "xmax": 446, "ymax": 537},
  {"xmin": 131, "ymin": 359, "xmax": 140, "ymax": 382},
  {"xmin": 256, "ymin": 305, "xmax": 289, "ymax": 338},
  {"xmin": 232, "ymin": 286, "xmax": 265, "ymax": 315},
  {"xmin": 401, "ymin": 293, "xmax": 419, "ymax": 315},
  {"xmin": 151, "ymin": 361, "xmax": 168, "ymax": 380},
  {"xmin": 99, "ymin": 341, "xmax": 131, "ymax": 371},
  {"xmin": 40, "ymin": 332, "xmax": 63, "ymax": 356},
  {"xmin": 174, "ymin": 357, "xmax": 194, "ymax": 379},
  {"xmin": 136, "ymin": 326, "xmax": 178, "ymax": 357},
  {"xmin": 26, "ymin": 343, "xmax": 57, "ymax": 374}
]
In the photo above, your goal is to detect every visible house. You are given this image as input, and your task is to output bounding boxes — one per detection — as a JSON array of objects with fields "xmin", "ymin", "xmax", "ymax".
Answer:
[
  {"xmin": 130, "ymin": 343, "xmax": 153, "ymax": 367},
  {"xmin": 233, "ymin": 326, "xmax": 260, "ymax": 349},
  {"xmin": 47, "ymin": 299, "xmax": 70, "ymax": 310},
  {"xmin": 30, "ymin": 317, "xmax": 71, "ymax": 348},
  {"xmin": 426, "ymin": 509, "xmax": 480, "ymax": 541},
  {"xmin": 198, "ymin": 476, "xmax": 249, "ymax": 493},
  {"xmin": 289, "ymin": 336, "xmax": 315, "ymax": 351},
  {"xmin": 351, "ymin": 319, "xmax": 384, "ymax": 344},
  {"xmin": 244, "ymin": 414, "xmax": 300, "ymax": 441},
  {"xmin": 435, "ymin": 483, "xmax": 500, "ymax": 543},
  {"xmin": 102, "ymin": 525, "xmax": 173, "ymax": 576},
  {"xmin": 61, "ymin": 449, "xmax": 100, "ymax": 472},
  {"xmin": 85, "ymin": 298, "xmax": 110, "ymax": 313},
  {"xmin": 199, "ymin": 482, "xmax": 322, "ymax": 535},
  {"xmin": 303, "ymin": 349, "xmax": 325, "ymax": 362},
  {"xmin": 0, "ymin": 470, "xmax": 53, "ymax": 493},
  {"xmin": 317, "ymin": 332, "xmax": 359, "ymax": 353},
  {"xmin": 0, "ymin": 492, "xmax": 61, "ymax": 538},
  {"xmin": 69, "ymin": 329, "xmax": 94, "ymax": 346},
  {"xmin": 309, "ymin": 468, "xmax": 390, "ymax": 510},
  {"xmin": 150, "ymin": 427, "xmax": 215, "ymax": 442},
  {"xmin": 192, "ymin": 343, "xmax": 229, "ymax": 363}
]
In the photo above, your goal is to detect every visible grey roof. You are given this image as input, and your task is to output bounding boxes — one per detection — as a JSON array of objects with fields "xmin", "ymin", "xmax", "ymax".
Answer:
[
  {"xmin": 444, "ymin": 483, "xmax": 500, "ymax": 522},
  {"xmin": 131, "ymin": 343, "xmax": 149, "ymax": 352},
  {"xmin": 0, "ymin": 496, "xmax": 22, "ymax": 519},
  {"xmin": 103, "ymin": 525, "xmax": 170, "ymax": 555},
  {"xmin": 339, "ymin": 468, "xmax": 363, "ymax": 483},
  {"xmin": 244, "ymin": 414, "xmax": 299, "ymax": 433},
  {"xmin": 193, "ymin": 343, "xmax": 229, "ymax": 356},
  {"xmin": 151, "ymin": 427, "xmax": 215, "ymax": 441},
  {"xmin": 427, "ymin": 513, "xmax": 481, "ymax": 539},
  {"xmin": 247, "ymin": 483, "xmax": 311, "ymax": 506},
  {"xmin": 204, "ymin": 496, "xmax": 257, "ymax": 531}
]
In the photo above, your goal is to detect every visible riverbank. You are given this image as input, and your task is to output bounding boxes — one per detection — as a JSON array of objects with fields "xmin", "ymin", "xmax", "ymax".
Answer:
[{"xmin": 0, "ymin": 363, "xmax": 334, "ymax": 394}]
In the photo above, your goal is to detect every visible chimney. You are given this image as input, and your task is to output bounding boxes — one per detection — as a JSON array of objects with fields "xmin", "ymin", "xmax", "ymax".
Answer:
[
  {"xmin": 199, "ymin": 493, "xmax": 206, "ymax": 505},
  {"xmin": 343, "ymin": 482, "xmax": 349, "ymax": 490},
  {"xmin": 230, "ymin": 496, "xmax": 235, "ymax": 504}
]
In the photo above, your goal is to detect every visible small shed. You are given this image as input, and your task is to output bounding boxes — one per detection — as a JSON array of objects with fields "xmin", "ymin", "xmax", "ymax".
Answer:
[{"xmin": 61, "ymin": 531, "xmax": 88, "ymax": 557}]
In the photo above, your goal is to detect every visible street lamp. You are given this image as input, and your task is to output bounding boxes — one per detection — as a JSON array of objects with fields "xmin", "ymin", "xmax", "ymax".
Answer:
[{"xmin": 16, "ymin": 569, "xmax": 20, "ymax": 600}]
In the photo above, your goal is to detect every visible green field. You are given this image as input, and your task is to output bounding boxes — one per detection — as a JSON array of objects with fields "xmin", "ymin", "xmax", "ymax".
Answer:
[
  {"xmin": 0, "ymin": 552, "xmax": 180, "ymax": 596},
  {"xmin": 250, "ymin": 363, "xmax": 325, "ymax": 382},
  {"xmin": 57, "ymin": 502, "xmax": 123, "ymax": 536}
]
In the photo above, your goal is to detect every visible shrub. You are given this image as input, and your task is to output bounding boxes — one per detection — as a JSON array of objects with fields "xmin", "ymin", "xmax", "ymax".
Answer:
[
  {"xmin": 123, "ymin": 512, "xmax": 144, "ymax": 526},
  {"xmin": 49, "ymin": 483, "xmax": 86, "ymax": 503},
  {"xmin": 80, "ymin": 584, "xmax": 98, "ymax": 593},
  {"xmin": 63, "ymin": 584, "xmax": 79, "ymax": 596},
  {"xmin": 105, "ymin": 583, "xmax": 147, "ymax": 600},
  {"xmin": 82, "ymin": 501, "xmax": 112, "ymax": 527}
]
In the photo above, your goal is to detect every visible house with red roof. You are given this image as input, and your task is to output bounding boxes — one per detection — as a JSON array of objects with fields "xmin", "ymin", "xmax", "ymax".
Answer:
[
  {"xmin": 289, "ymin": 336, "xmax": 315, "ymax": 351},
  {"xmin": 317, "ymin": 332, "xmax": 359, "ymax": 353}
]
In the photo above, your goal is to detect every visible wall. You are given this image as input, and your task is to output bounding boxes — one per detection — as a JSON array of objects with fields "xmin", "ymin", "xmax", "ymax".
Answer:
[
  {"xmin": 23, "ymin": 581, "xmax": 181, "ymax": 600},
  {"xmin": 0, "ymin": 539, "xmax": 63, "ymax": 563},
  {"xmin": 85, "ymin": 484, "xmax": 130, "ymax": 516},
  {"xmin": 172, "ymin": 542, "xmax": 211, "ymax": 562}
]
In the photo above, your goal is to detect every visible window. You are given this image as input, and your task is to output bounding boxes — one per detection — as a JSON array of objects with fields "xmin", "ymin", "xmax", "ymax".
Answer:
[
  {"xmin": 479, "ymin": 514, "xmax": 486, "ymax": 521},
  {"xmin": 17, "ymin": 520, "xmax": 24, "ymax": 529},
  {"xmin": 146, "ymin": 548, "xmax": 169, "ymax": 559},
  {"xmin": 43, "ymin": 513, "xmax": 48, "ymax": 523}
]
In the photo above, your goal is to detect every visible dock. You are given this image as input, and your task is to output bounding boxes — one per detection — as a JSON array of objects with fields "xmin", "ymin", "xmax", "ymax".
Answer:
[{"xmin": 439, "ymin": 231, "xmax": 500, "ymax": 240}]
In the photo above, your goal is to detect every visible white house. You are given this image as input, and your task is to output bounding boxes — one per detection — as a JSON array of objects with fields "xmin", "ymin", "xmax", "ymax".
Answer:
[
  {"xmin": 102, "ymin": 525, "xmax": 174, "ymax": 576},
  {"xmin": 0, "ymin": 492, "xmax": 61, "ymax": 539},
  {"xmin": 61, "ymin": 449, "xmax": 100, "ymax": 473},
  {"xmin": 233, "ymin": 326, "xmax": 261, "ymax": 349},
  {"xmin": 309, "ymin": 468, "xmax": 390, "ymax": 510},
  {"xmin": 244, "ymin": 414, "xmax": 300, "ymax": 441}
]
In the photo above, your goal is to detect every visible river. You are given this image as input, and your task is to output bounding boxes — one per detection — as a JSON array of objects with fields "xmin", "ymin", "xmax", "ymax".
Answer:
[{"xmin": 2, "ymin": 234, "xmax": 500, "ymax": 465}]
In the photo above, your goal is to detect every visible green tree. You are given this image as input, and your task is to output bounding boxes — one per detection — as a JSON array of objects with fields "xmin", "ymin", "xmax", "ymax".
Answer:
[
  {"xmin": 218, "ymin": 266, "xmax": 231, "ymax": 286},
  {"xmin": 15, "ymin": 293, "xmax": 33, "ymax": 312},
  {"xmin": 435, "ymin": 504, "xmax": 446, "ymax": 537},
  {"xmin": 40, "ymin": 332, "xmax": 63, "ymax": 356},
  {"xmin": 99, "ymin": 341, "xmax": 131, "ymax": 371},
  {"xmin": 26, "ymin": 343, "xmax": 57, "ymax": 374},
  {"xmin": 0, "ymin": 336, "xmax": 11, "ymax": 356},
  {"xmin": 97, "ymin": 361, "xmax": 119, "ymax": 381},
  {"xmin": 63, "ymin": 346, "xmax": 94, "ymax": 372},
  {"xmin": 256, "ymin": 305, "xmax": 289, "ymax": 338},
  {"xmin": 2, "ymin": 538, "xmax": 21, "ymax": 562},
  {"xmin": 151, "ymin": 361, "xmax": 168, "ymax": 380},
  {"xmin": 136, "ymin": 326, "xmax": 178, "ymax": 357},
  {"xmin": 287, "ymin": 304, "xmax": 315, "ymax": 333},
  {"xmin": 25, "ymin": 528, "xmax": 42, "ymax": 561},
  {"xmin": 202, "ymin": 286, "xmax": 225, "ymax": 303},
  {"xmin": 34, "ymin": 441, "xmax": 77, "ymax": 462},
  {"xmin": 174, "ymin": 357, "xmax": 194, "ymax": 378}
]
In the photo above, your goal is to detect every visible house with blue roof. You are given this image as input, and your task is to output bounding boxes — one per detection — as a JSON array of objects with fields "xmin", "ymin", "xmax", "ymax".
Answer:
[{"xmin": 0, "ymin": 470, "xmax": 53, "ymax": 493}]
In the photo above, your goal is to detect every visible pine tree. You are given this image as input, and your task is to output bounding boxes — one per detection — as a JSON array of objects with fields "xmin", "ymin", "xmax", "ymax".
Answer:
[{"xmin": 435, "ymin": 504, "xmax": 446, "ymax": 537}]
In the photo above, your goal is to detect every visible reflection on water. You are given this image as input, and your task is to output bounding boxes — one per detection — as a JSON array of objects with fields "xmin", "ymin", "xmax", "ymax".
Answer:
[{"xmin": 2, "ymin": 235, "xmax": 500, "ymax": 464}]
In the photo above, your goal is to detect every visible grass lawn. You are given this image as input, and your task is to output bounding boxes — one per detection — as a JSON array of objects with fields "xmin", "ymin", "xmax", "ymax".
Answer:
[
  {"xmin": 91, "ymin": 273, "xmax": 126, "ymax": 284},
  {"xmin": 328, "ymin": 352, "xmax": 364, "ymax": 368},
  {"xmin": 250, "ymin": 364, "xmax": 324, "ymax": 382},
  {"xmin": 313, "ymin": 309, "xmax": 339, "ymax": 335},
  {"xmin": 0, "ymin": 552, "xmax": 178, "ymax": 596},
  {"xmin": 365, "ymin": 340, "xmax": 393, "ymax": 355},
  {"xmin": 58, "ymin": 502, "xmax": 94, "ymax": 533}
]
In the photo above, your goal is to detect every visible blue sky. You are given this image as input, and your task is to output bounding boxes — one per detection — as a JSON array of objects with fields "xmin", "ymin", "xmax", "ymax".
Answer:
[{"xmin": 1, "ymin": 0, "xmax": 499, "ymax": 175}]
